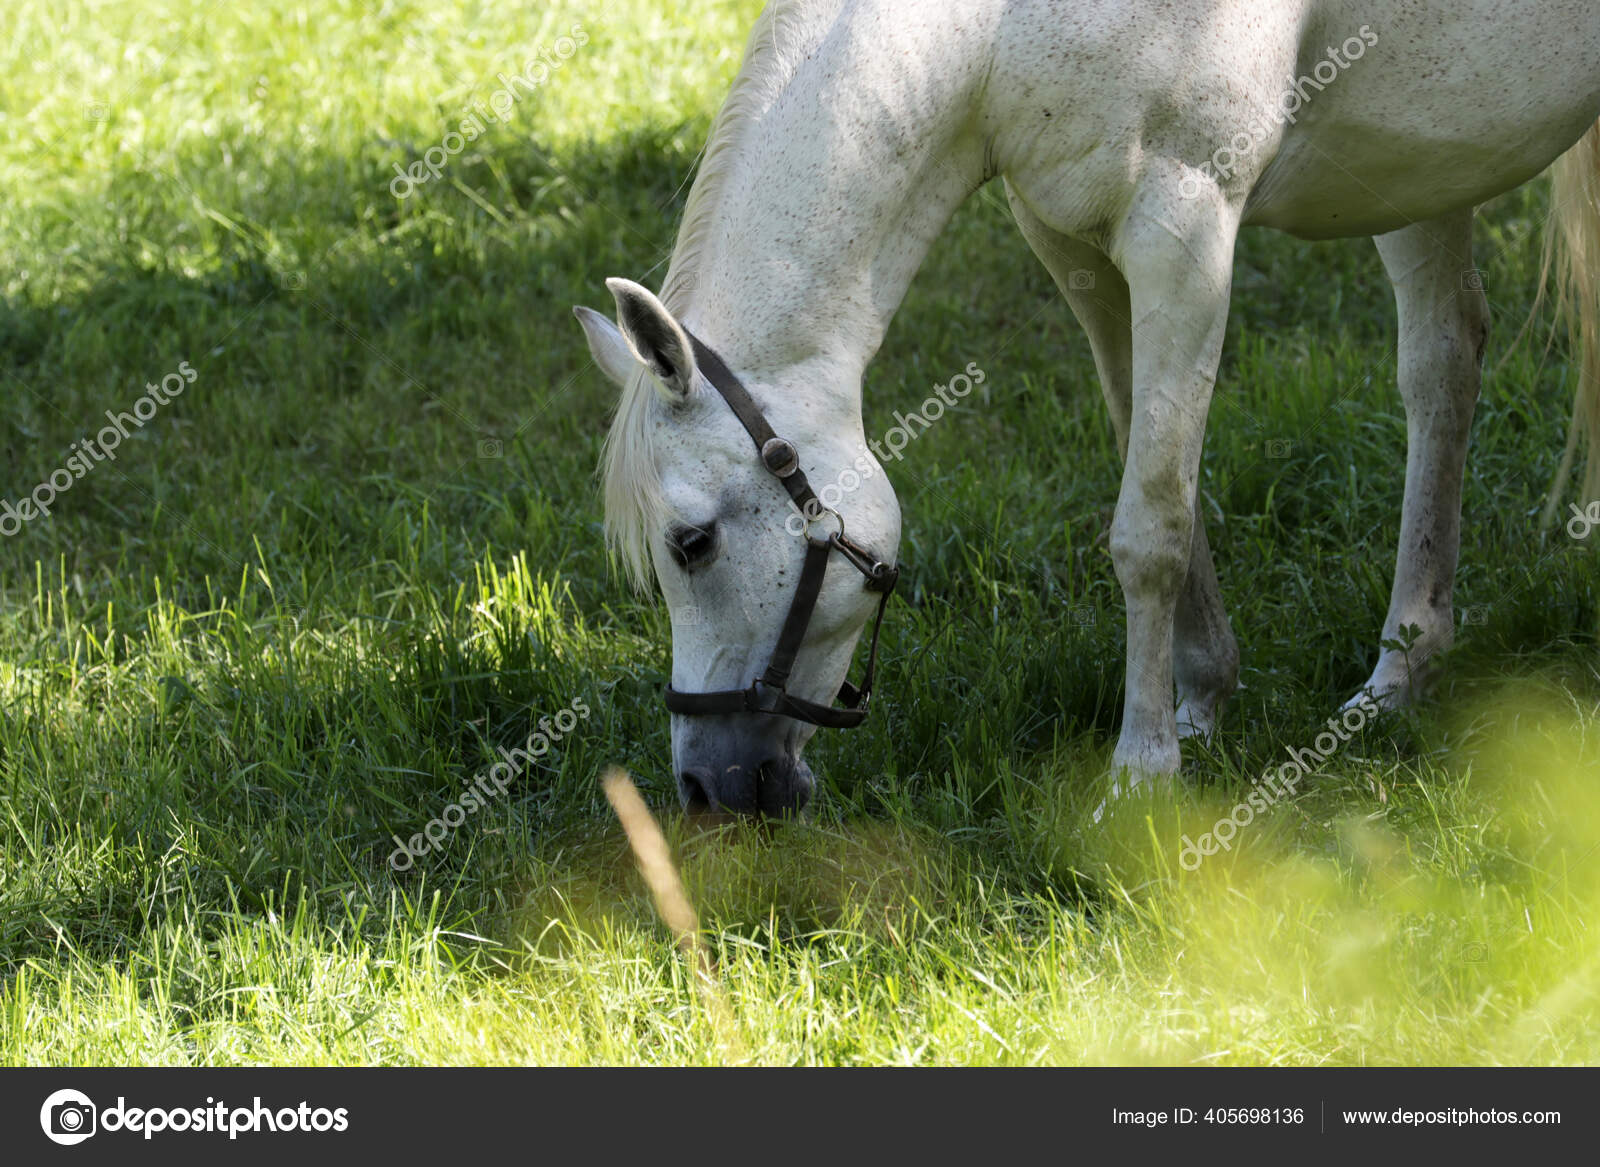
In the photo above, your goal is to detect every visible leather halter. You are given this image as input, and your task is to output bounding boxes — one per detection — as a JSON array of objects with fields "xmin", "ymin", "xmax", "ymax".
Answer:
[{"xmin": 662, "ymin": 330, "xmax": 900, "ymax": 729}]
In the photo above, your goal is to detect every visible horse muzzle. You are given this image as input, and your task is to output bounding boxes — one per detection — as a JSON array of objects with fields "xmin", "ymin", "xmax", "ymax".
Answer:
[{"xmin": 677, "ymin": 748, "xmax": 816, "ymax": 820}]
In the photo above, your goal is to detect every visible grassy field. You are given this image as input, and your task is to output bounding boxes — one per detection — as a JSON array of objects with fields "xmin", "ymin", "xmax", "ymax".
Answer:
[{"xmin": 1, "ymin": 0, "xmax": 1597, "ymax": 1065}]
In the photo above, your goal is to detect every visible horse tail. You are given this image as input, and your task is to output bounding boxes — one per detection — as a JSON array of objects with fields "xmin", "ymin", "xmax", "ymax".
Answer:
[{"xmin": 1541, "ymin": 119, "xmax": 1600, "ymax": 523}]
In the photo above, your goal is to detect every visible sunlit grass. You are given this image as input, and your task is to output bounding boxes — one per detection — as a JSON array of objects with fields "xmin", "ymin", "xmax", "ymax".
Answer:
[{"xmin": 8, "ymin": 688, "xmax": 1598, "ymax": 1065}]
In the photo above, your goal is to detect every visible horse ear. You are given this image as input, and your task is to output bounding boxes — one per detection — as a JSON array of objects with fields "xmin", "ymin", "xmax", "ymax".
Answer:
[
  {"xmin": 606, "ymin": 277, "xmax": 698, "ymax": 403},
  {"xmin": 572, "ymin": 306, "xmax": 642, "ymax": 388}
]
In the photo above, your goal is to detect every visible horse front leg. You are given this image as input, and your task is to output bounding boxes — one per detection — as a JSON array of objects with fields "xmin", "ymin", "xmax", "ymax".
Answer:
[
  {"xmin": 1005, "ymin": 188, "xmax": 1240, "ymax": 745},
  {"xmin": 1108, "ymin": 174, "xmax": 1241, "ymax": 786}
]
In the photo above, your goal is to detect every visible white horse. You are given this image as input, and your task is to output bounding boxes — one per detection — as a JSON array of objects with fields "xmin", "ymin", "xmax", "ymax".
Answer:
[{"xmin": 577, "ymin": 0, "xmax": 1600, "ymax": 817}]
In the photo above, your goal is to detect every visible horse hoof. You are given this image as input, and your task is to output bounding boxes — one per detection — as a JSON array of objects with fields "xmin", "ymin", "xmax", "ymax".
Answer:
[
  {"xmin": 1175, "ymin": 699, "xmax": 1217, "ymax": 741},
  {"xmin": 1092, "ymin": 758, "xmax": 1179, "ymax": 823}
]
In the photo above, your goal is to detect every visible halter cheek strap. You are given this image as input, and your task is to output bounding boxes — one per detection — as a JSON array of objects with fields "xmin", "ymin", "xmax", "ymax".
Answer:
[{"xmin": 661, "ymin": 330, "xmax": 899, "ymax": 729}]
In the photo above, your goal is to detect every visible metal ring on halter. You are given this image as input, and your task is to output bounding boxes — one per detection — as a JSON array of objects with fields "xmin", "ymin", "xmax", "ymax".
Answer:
[{"xmin": 800, "ymin": 504, "xmax": 845, "ymax": 543}]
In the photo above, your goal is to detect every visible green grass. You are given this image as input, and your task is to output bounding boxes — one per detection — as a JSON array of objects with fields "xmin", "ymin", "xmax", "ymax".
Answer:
[{"xmin": 2, "ymin": 0, "xmax": 1598, "ymax": 1065}]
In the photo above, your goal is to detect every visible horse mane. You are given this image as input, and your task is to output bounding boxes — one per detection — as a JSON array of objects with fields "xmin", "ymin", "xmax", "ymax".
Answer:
[{"xmin": 601, "ymin": 0, "xmax": 839, "ymax": 592}]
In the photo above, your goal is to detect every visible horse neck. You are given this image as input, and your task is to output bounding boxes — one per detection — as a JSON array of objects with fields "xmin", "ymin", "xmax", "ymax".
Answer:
[{"xmin": 671, "ymin": 2, "xmax": 991, "ymax": 426}]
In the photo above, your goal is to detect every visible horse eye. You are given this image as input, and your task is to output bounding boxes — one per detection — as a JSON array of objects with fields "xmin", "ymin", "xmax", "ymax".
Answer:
[{"xmin": 666, "ymin": 522, "xmax": 717, "ymax": 570}]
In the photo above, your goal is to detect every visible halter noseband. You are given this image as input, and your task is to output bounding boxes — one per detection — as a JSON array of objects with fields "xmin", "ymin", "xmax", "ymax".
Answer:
[{"xmin": 662, "ymin": 330, "xmax": 900, "ymax": 729}]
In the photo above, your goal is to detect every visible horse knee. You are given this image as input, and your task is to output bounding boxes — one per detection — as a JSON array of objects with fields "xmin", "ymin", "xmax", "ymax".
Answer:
[{"xmin": 1110, "ymin": 504, "xmax": 1193, "ymax": 600}]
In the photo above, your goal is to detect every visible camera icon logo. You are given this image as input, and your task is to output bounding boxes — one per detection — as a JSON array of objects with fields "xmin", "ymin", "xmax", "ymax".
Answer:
[
  {"xmin": 40, "ymin": 1089, "xmax": 97, "ymax": 1145},
  {"xmin": 477, "ymin": 437, "xmax": 504, "ymax": 459}
]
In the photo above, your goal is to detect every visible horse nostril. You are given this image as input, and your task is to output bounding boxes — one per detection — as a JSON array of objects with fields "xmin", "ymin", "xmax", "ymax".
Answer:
[
  {"xmin": 755, "ymin": 757, "xmax": 811, "ymax": 819},
  {"xmin": 678, "ymin": 769, "xmax": 713, "ymax": 813}
]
